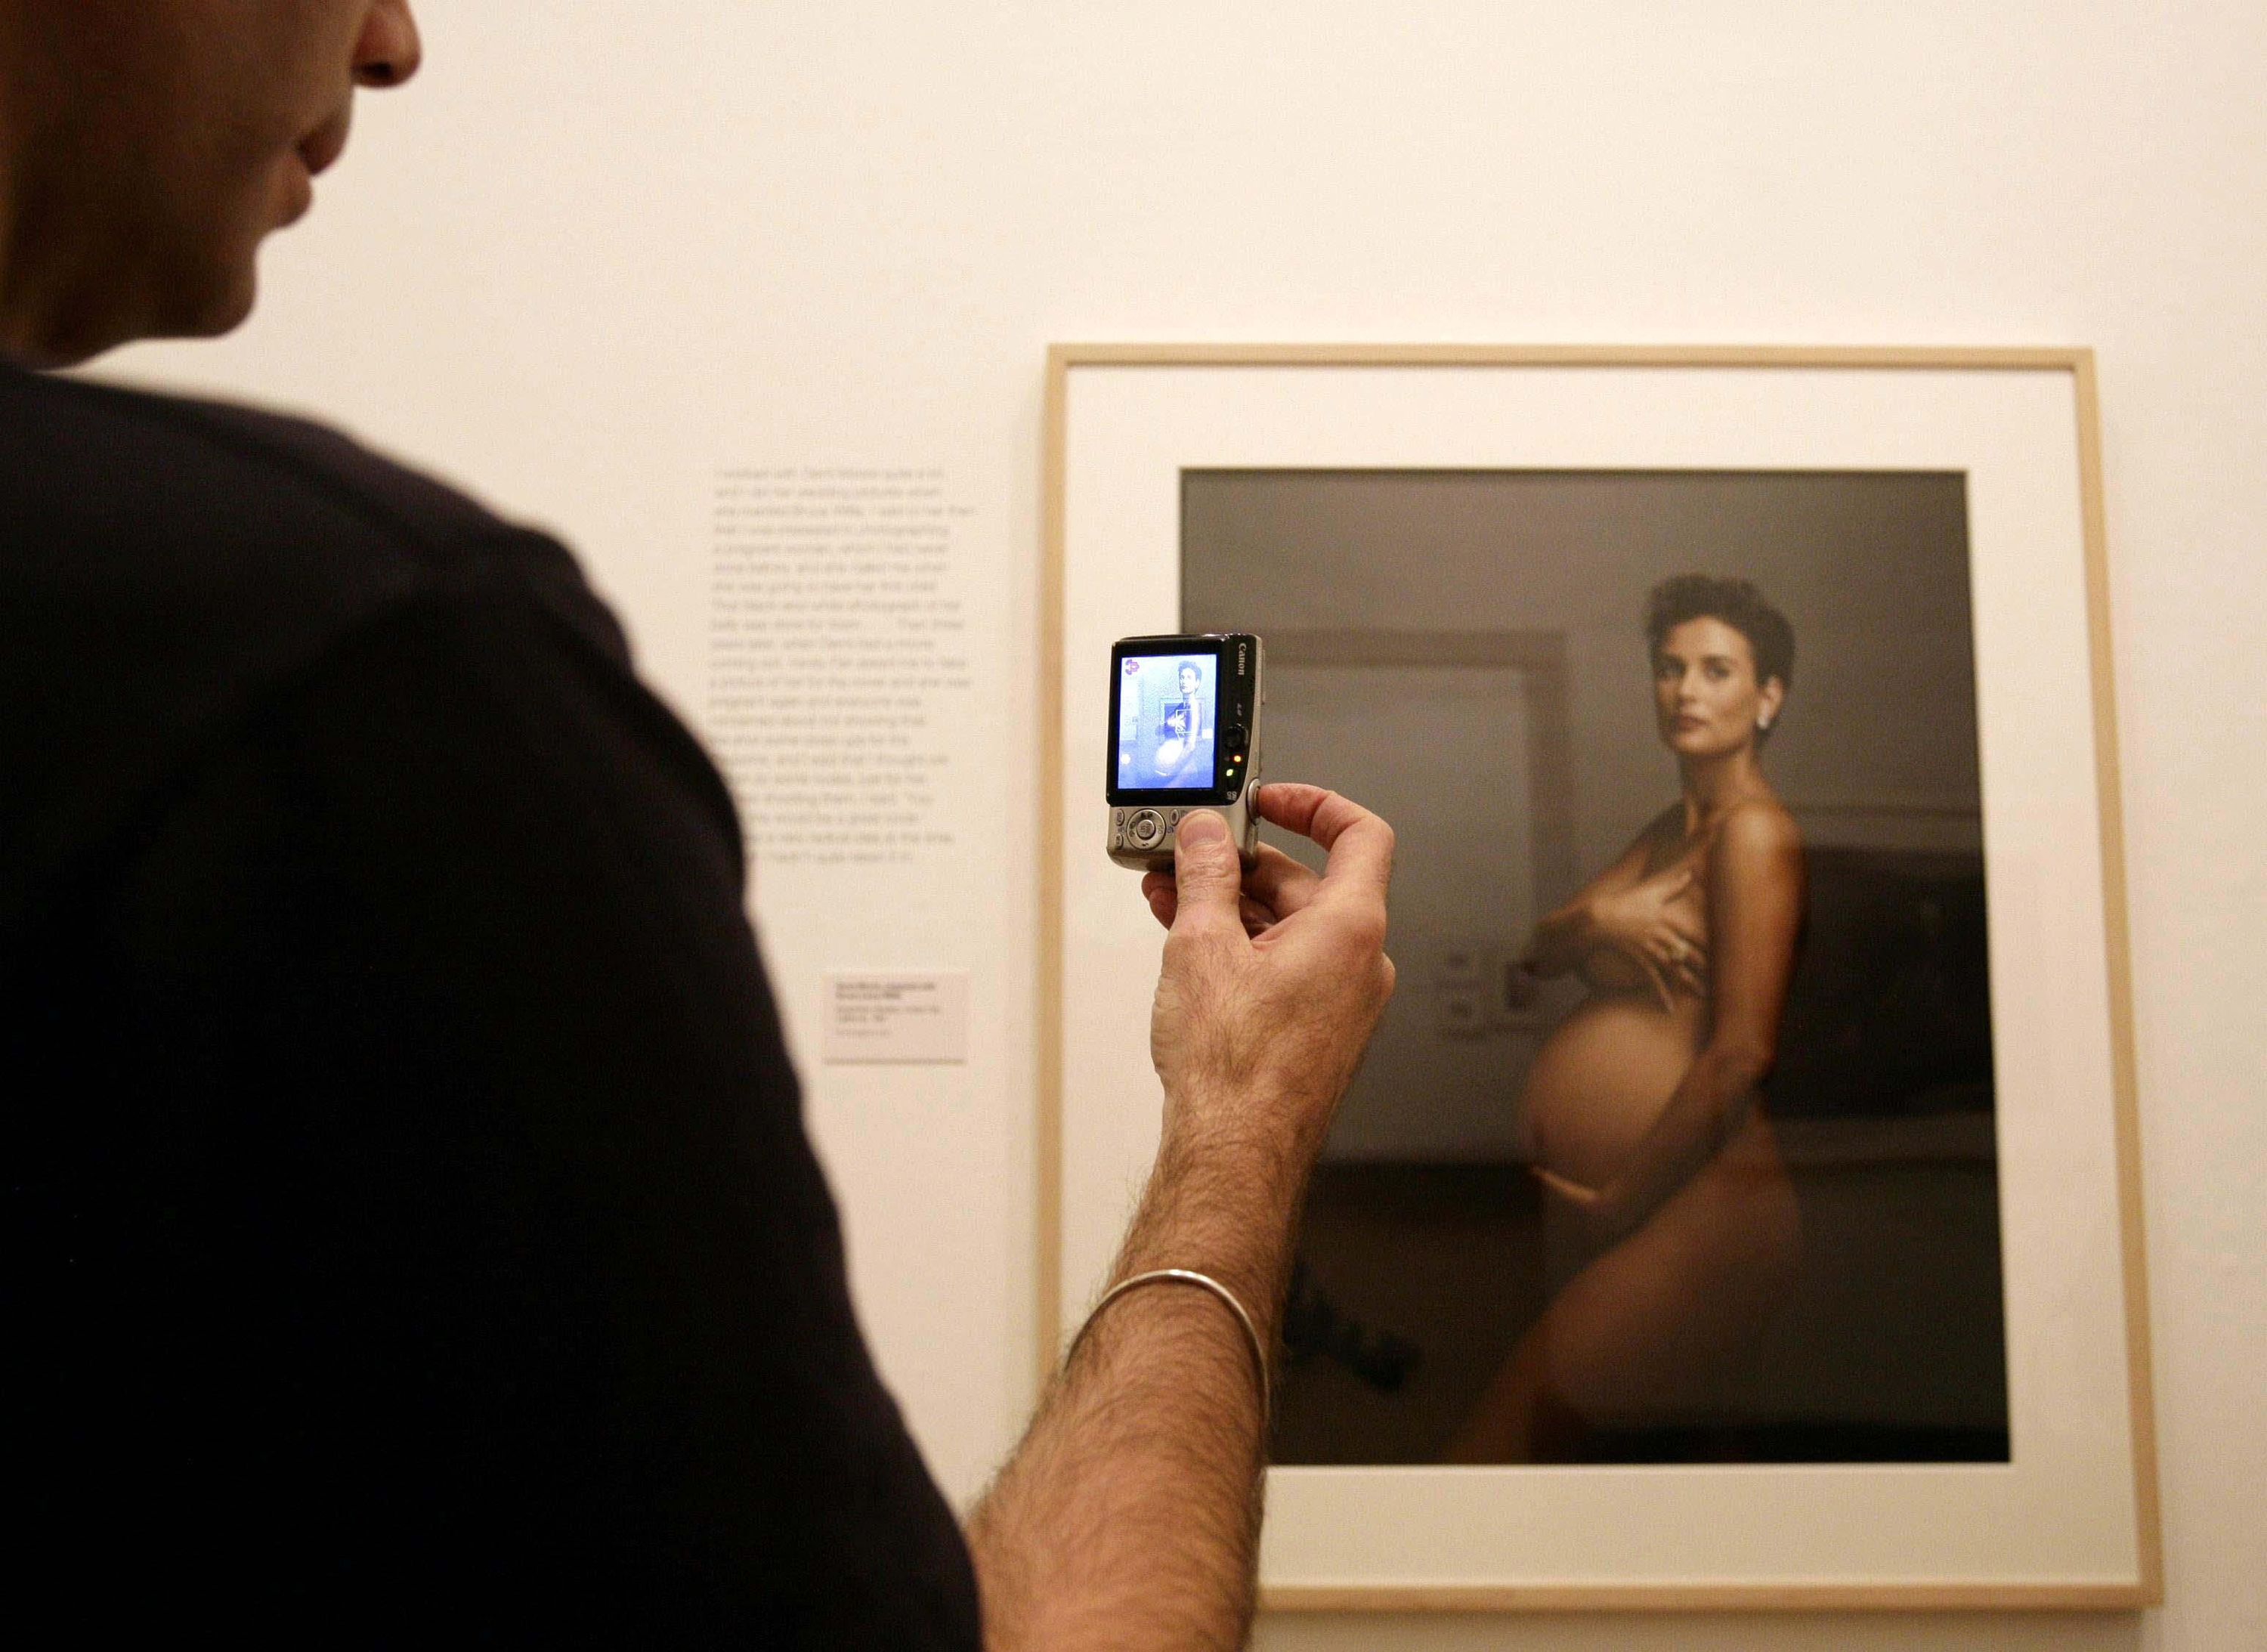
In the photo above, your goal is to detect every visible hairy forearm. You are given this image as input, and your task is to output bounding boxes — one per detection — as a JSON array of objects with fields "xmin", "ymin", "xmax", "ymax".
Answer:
[
  {"xmin": 965, "ymin": 1102, "xmax": 1305, "ymax": 1652},
  {"xmin": 966, "ymin": 1301, "xmax": 1263, "ymax": 1652},
  {"xmin": 971, "ymin": 781, "xmax": 1397, "ymax": 1647}
]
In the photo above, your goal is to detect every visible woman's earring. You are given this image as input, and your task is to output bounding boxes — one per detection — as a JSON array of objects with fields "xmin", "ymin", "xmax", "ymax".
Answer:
[{"xmin": 1757, "ymin": 714, "xmax": 1773, "ymax": 730}]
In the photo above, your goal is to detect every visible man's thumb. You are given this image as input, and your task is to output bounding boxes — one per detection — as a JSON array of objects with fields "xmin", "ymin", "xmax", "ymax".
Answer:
[{"xmin": 1171, "ymin": 810, "xmax": 1242, "ymax": 931}]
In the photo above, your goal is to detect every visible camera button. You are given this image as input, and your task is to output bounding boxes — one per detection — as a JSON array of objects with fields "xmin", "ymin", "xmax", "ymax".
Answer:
[{"xmin": 1127, "ymin": 809, "xmax": 1165, "ymax": 849}]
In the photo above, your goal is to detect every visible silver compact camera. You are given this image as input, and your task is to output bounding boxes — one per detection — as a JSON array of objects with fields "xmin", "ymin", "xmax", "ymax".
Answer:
[{"xmin": 1106, "ymin": 633, "xmax": 1263, "ymax": 871}]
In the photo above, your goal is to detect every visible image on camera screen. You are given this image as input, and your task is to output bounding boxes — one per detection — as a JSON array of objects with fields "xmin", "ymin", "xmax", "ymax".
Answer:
[{"xmin": 1116, "ymin": 653, "xmax": 1218, "ymax": 791}]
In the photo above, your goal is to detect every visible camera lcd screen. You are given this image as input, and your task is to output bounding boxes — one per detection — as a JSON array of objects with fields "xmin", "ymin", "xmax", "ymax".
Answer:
[{"xmin": 1115, "ymin": 651, "xmax": 1219, "ymax": 792}]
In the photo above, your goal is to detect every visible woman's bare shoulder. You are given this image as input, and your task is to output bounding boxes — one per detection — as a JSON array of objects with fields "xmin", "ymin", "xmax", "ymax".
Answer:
[{"xmin": 1712, "ymin": 796, "xmax": 1802, "ymax": 862}]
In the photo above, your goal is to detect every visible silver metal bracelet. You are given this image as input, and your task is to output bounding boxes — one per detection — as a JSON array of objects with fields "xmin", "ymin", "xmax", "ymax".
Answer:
[{"xmin": 1067, "ymin": 1268, "xmax": 1271, "ymax": 1427}]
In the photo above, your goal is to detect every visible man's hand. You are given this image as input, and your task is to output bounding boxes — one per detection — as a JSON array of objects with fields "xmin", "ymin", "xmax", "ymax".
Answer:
[
  {"xmin": 1139, "ymin": 784, "xmax": 1396, "ymax": 1174},
  {"xmin": 966, "ymin": 783, "xmax": 1394, "ymax": 1652}
]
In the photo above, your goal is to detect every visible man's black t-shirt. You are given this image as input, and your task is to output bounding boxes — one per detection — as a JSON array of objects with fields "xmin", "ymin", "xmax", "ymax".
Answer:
[{"xmin": 1, "ymin": 362, "xmax": 981, "ymax": 1645}]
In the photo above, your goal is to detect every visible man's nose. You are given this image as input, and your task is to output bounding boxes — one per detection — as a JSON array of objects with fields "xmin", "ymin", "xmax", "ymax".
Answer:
[{"xmin": 355, "ymin": 1, "xmax": 424, "ymax": 90}]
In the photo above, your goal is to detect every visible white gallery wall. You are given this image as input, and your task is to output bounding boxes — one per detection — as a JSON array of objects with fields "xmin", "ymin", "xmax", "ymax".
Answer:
[{"xmin": 107, "ymin": 5, "xmax": 2261, "ymax": 1647}]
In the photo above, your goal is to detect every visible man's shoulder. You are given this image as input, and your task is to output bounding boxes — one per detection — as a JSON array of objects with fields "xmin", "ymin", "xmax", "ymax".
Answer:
[
  {"xmin": 2, "ymin": 364, "xmax": 536, "ymax": 591},
  {"xmin": 0, "ymin": 360, "xmax": 633, "ymax": 723},
  {"xmin": 10, "ymin": 367, "xmax": 632, "ymax": 661},
  {"xmin": 0, "ymin": 364, "xmax": 663, "ymax": 930}
]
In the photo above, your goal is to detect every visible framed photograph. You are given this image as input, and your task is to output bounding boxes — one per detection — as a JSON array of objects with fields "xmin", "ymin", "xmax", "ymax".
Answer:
[{"xmin": 1038, "ymin": 346, "xmax": 2159, "ymax": 1609}]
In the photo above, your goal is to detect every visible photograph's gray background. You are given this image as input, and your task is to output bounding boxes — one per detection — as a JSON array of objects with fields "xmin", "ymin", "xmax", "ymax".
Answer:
[{"xmin": 101, "ymin": 4, "xmax": 2258, "ymax": 1644}]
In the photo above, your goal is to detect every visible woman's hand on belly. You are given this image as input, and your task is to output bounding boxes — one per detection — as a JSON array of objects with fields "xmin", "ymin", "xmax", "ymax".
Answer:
[
  {"xmin": 1516, "ymin": 994, "xmax": 1699, "ymax": 1193},
  {"xmin": 1529, "ymin": 1163, "xmax": 1601, "ymax": 1205},
  {"xmin": 1529, "ymin": 1159, "xmax": 1656, "ymax": 1252}
]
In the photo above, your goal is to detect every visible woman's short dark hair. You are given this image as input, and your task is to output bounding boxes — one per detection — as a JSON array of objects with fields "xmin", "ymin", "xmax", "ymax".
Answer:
[{"xmin": 1644, "ymin": 573, "xmax": 1795, "ymax": 692}]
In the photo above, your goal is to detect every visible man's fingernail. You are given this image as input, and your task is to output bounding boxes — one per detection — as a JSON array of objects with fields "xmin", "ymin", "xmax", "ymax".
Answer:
[{"xmin": 1180, "ymin": 810, "xmax": 1228, "ymax": 845}]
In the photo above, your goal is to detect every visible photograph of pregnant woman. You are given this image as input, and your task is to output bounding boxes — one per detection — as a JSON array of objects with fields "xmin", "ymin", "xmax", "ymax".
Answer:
[
  {"xmin": 1443, "ymin": 574, "xmax": 1805, "ymax": 1462},
  {"xmin": 1183, "ymin": 468, "xmax": 2009, "ymax": 1467}
]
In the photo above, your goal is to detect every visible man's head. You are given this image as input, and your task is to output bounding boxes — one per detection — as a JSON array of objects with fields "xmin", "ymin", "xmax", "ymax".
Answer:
[{"xmin": 0, "ymin": 1, "xmax": 420, "ymax": 367}]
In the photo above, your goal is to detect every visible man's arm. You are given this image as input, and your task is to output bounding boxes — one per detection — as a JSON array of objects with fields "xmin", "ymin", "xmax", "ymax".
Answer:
[{"xmin": 966, "ymin": 784, "xmax": 1396, "ymax": 1650}]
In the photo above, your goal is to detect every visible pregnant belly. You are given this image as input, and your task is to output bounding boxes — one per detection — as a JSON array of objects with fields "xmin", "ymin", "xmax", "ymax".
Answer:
[{"xmin": 1517, "ymin": 994, "xmax": 1701, "ymax": 1192}]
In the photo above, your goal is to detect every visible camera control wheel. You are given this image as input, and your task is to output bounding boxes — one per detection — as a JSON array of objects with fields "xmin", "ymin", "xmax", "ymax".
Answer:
[{"xmin": 1126, "ymin": 809, "xmax": 1166, "ymax": 849}]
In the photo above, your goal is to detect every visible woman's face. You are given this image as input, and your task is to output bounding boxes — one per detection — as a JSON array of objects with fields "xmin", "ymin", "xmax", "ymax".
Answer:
[
  {"xmin": 1652, "ymin": 616, "xmax": 1785, "ymax": 759},
  {"xmin": 1179, "ymin": 665, "xmax": 1199, "ymax": 697}
]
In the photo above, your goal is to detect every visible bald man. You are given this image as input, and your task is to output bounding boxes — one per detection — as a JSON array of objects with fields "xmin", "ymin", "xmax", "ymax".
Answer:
[{"xmin": 1, "ymin": 7, "xmax": 1394, "ymax": 1645}]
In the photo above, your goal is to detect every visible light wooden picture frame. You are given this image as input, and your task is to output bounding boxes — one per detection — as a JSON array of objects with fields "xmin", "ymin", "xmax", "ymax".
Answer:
[{"xmin": 1038, "ymin": 345, "xmax": 2158, "ymax": 1610}]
